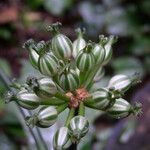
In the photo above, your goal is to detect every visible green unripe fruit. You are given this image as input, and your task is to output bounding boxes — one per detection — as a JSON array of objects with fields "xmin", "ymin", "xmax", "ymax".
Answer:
[
  {"xmin": 90, "ymin": 88, "xmax": 113, "ymax": 110},
  {"xmin": 38, "ymin": 52, "xmax": 59, "ymax": 77},
  {"xmin": 23, "ymin": 39, "xmax": 39, "ymax": 69},
  {"xmin": 53, "ymin": 127, "xmax": 72, "ymax": 150},
  {"xmin": 26, "ymin": 76, "xmax": 57, "ymax": 99},
  {"xmin": 5, "ymin": 90, "xmax": 40, "ymax": 110},
  {"xmin": 29, "ymin": 49, "xmax": 39, "ymax": 69},
  {"xmin": 103, "ymin": 35, "xmax": 117, "ymax": 65},
  {"xmin": 85, "ymin": 88, "xmax": 122, "ymax": 110},
  {"xmin": 108, "ymin": 74, "xmax": 140, "ymax": 93},
  {"xmin": 48, "ymin": 22, "xmax": 72, "ymax": 60},
  {"xmin": 106, "ymin": 98, "xmax": 142, "ymax": 119},
  {"xmin": 72, "ymin": 28, "xmax": 86, "ymax": 58},
  {"xmin": 26, "ymin": 106, "xmax": 58, "ymax": 128},
  {"xmin": 58, "ymin": 68, "xmax": 79, "ymax": 92},
  {"xmin": 16, "ymin": 90, "xmax": 40, "ymax": 110},
  {"xmin": 92, "ymin": 41, "xmax": 105, "ymax": 65},
  {"xmin": 68, "ymin": 116, "xmax": 89, "ymax": 142},
  {"xmin": 76, "ymin": 43, "xmax": 95, "ymax": 72}
]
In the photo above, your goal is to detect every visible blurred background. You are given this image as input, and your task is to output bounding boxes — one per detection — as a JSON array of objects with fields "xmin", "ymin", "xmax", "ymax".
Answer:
[{"xmin": 0, "ymin": 0, "xmax": 150, "ymax": 150}]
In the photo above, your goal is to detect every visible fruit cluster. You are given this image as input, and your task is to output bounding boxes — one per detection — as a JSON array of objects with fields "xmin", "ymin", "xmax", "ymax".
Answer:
[{"xmin": 6, "ymin": 22, "xmax": 142, "ymax": 149}]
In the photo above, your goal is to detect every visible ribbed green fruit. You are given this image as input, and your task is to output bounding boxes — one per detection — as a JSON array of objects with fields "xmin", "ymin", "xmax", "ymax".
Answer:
[
  {"xmin": 106, "ymin": 98, "xmax": 141, "ymax": 119},
  {"xmin": 103, "ymin": 35, "xmax": 117, "ymax": 65},
  {"xmin": 26, "ymin": 76, "xmax": 57, "ymax": 99},
  {"xmin": 68, "ymin": 116, "xmax": 89, "ymax": 142},
  {"xmin": 17, "ymin": 91, "xmax": 41, "ymax": 109},
  {"xmin": 58, "ymin": 68, "xmax": 79, "ymax": 92},
  {"xmin": 92, "ymin": 43, "xmax": 105, "ymax": 65},
  {"xmin": 38, "ymin": 52, "xmax": 59, "ymax": 77},
  {"xmin": 76, "ymin": 43, "xmax": 95, "ymax": 72},
  {"xmin": 48, "ymin": 22, "xmax": 72, "ymax": 60},
  {"xmin": 108, "ymin": 74, "xmax": 132, "ymax": 93},
  {"xmin": 53, "ymin": 127, "xmax": 72, "ymax": 150},
  {"xmin": 10, "ymin": 90, "xmax": 40, "ymax": 110},
  {"xmin": 26, "ymin": 106, "xmax": 58, "ymax": 128},
  {"xmin": 23, "ymin": 39, "xmax": 39, "ymax": 69},
  {"xmin": 90, "ymin": 88, "xmax": 113, "ymax": 110},
  {"xmin": 52, "ymin": 34, "xmax": 72, "ymax": 60},
  {"xmin": 72, "ymin": 28, "xmax": 86, "ymax": 58}
]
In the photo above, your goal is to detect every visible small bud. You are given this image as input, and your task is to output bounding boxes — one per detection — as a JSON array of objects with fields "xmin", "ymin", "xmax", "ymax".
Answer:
[
  {"xmin": 53, "ymin": 127, "xmax": 72, "ymax": 149},
  {"xmin": 26, "ymin": 76, "xmax": 57, "ymax": 99},
  {"xmin": 26, "ymin": 106, "xmax": 58, "ymax": 128},
  {"xmin": 49, "ymin": 22, "xmax": 72, "ymax": 60},
  {"xmin": 108, "ymin": 73, "xmax": 141, "ymax": 93},
  {"xmin": 106, "ymin": 98, "xmax": 142, "ymax": 119},
  {"xmin": 29, "ymin": 48, "xmax": 40, "ymax": 69},
  {"xmin": 90, "ymin": 88, "xmax": 114, "ymax": 110},
  {"xmin": 68, "ymin": 116, "xmax": 89, "ymax": 142},
  {"xmin": 76, "ymin": 42, "xmax": 95, "ymax": 72},
  {"xmin": 102, "ymin": 35, "xmax": 118, "ymax": 65},
  {"xmin": 16, "ymin": 90, "xmax": 40, "ymax": 110},
  {"xmin": 38, "ymin": 52, "xmax": 60, "ymax": 77},
  {"xmin": 92, "ymin": 40, "xmax": 105, "ymax": 65},
  {"xmin": 58, "ymin": 68, "xmax": 79, "ymax": 92},
  {"xmin": 23, "ymin": 39, "xmax": 40, "ymax": 69},
  {"xmin": 72, "ymin": 28, "xmax": 86, "ymax": 58}
]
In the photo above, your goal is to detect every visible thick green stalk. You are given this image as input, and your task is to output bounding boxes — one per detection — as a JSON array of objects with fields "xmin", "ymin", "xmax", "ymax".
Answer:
[
  {"xmin": 83, "ymin": 64, "xmax": 100, "ymax": 89},
  {"xmin": 55, "ymin": 92, "xmax": 70, "ymax": 102},
  {"xmin": 57, "ymin": 103, "xmax": 68, "ymax": 114},
  {"xmin": 84, "ymin": 97, "xmax": 100, "ymax": 110},
  {"xmin": 78, "ymin": 102, "xmax": 85, "ymax": 116},
  {"xmin": 65, "ymin": 108, "xmax": 75, "ymax": 126},
  {"xmin": 79, "ymin": 71, "xmax": 86, "ymax": 86},
  {"xmin": 40, "ymin": 97, "xmax": 65, "ymax": 105}
]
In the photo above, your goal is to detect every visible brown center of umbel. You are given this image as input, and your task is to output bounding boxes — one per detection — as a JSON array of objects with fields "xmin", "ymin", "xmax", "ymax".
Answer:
[{"xmin": 66, "ymin": 87, "xmax": 89, "ymax": 108}]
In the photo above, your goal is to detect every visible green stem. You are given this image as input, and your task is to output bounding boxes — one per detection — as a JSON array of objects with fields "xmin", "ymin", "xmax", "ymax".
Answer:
[
  {"xmin": 78, "ymin": 102, "xmax": 85, "ymax": 116},
  {"xmin": 55, "ymin": 92, "xmax": 70, "ymax": 102},
  {"xmin": 52, "ymin": 76, "xmax": 65, "ymax": 93},
  {"xmin": 84, "ymin": 97, "xmax": 100, "ymax": 110},
  {"xmin": 84, "ymin": 103, "xmax": 100, "ymax": 110},
  {"xmin": 65, "ymin": 108, "xmax": 75, "ymax": 126},
  {"xmin": 79, "ymin": 71, "xmax": 86, "ymax": 86},
  {"xmin": 83, "ymin": 97, "xmax": 93, "ymax": 105},
  {"xmin": 40, "ymin": 97, "xmax": 65, "ymax": 105},
  {"xmin": 56, "ymin": 103, "xmax": 68, "ymax": 114},
  {"xmin": 83, "ymin": 64, "xmax": 99, "ymax": 89}
]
